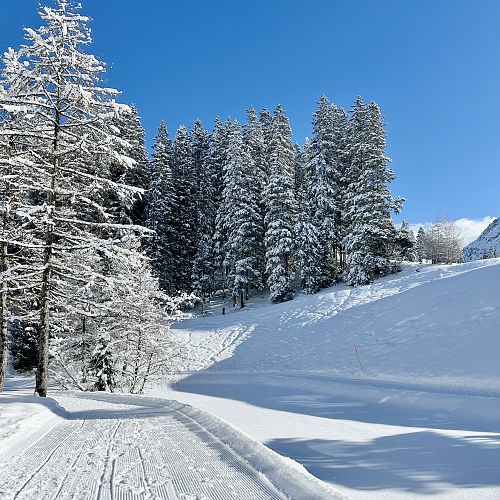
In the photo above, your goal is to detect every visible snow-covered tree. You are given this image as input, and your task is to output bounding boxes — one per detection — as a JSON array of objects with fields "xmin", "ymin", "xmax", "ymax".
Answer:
[
  {"xmin": 264, "ymin": 105, "xmax": 297, "ymax": 302},
  {"xmin": 396, "ymin": 220, "xmax": 417, "ymax": 261},
  {"xmin": 221, "ymin": 121, "xmax": 263, "ymax": 306},
  {"xmin": 111, "ymin": 106, "xmax": 150, "ymax": 224},
  {"xmin": 49, "ymin": 238, "xmax": 183, "ymax": 393},
  {"xmin": 343, "ymin": 97, "xmax": 402, "ymax": 286},
  {"xmin": 244, "ymin": 107, "xmax": 267, "ymax": 289},
  {"xmin": 309, "ymin": 96, "xmax": 345, "ymax": 285},
  {"xmin": 416, "ymin": 227, "xmax": 427, "ymax": 263},
  {"xmin": 0, "ymin": 0, "xmax": 150, "ymax": 396},
  {"xmin": 146, "ymin": 122, "xmax": 176, "ymax": 293},
  {"xmin": 295, "ymin": 184, "xmax": 323, "ymax": 294},
  {"xmin": 426, "ymin": 218, "xmax": 463, "ymax": 264},
  {"xmin": 171, "ymin": 125, "xmax": 197, "ymax": 292},
  {"xmin": 191, "ymin": 119, "xmax": 218, "ymax": 297},
  {"xmin": 212, "ymin": 118, "xmax": 232, "ymax": 293}
]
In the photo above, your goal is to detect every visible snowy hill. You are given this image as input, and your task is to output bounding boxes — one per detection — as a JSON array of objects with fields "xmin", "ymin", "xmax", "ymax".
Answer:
[
  {"xmin": 161, "ymin": 259, "xmax": 500, "ymax": 500},
  {"xmin": 174, "ymin": 259, "xmax": 500, "ymax": 392},
  {"xmin": 463, "ymin": 217, "xmax": 500, "ymax": 261}
]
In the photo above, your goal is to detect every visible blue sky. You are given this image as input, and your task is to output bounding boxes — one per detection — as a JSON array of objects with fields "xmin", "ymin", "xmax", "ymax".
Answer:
[{"xmin": 1, "ymin": 0, "xmax": 499, "ymax": 227}]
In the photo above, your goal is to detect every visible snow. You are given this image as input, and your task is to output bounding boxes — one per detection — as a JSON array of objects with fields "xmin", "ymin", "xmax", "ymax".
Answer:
[
  {"xmin": 2, "ymin": 260, "xmax": 499, "ymax": 499},
  {"xmin": 0, "ymin": 379, "xmax": 341, "ymax": 499},
  {"xmin": 463, "ymin": 217, "xmax": 500, "ymax": 261},
  {"xmin": 153, "ymin": 258, "xmax": 500, "ymax": 499}
]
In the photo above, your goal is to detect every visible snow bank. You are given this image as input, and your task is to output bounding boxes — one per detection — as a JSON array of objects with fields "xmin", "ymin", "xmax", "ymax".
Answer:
[
  {"xmin": 0, "ymin": 378, "xmax": 61, "ymax": 459},
  {"xmin": 175, "ymin": 259, "xmax": 500, "ymax": 392}
]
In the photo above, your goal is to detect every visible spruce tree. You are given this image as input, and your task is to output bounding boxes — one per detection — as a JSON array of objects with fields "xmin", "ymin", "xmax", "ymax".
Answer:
[
  {"xmin": 416, "ymin": 227, "xmax": 427, "ymax": 263},
  {"xmin": 171, "ymin": 125, "xmax": 197, "ymax": 292},
  {"xmin": 146, "ymin": 122, "xmax": 176, "ymax": 293},
  {"xmin": 113, "ymin": 106, "xmax": 150, "ymax": 224},
  {"xmin": 397, "ymin": 221, "xmax": 417, "ymax": 261},
  {"xmin": 264, "ymin": 105, "xmax": 297, "ymax": 302},
  {"xmin": 295, "ymin": 186, "xmax": 323, "ymax": 294},
  {"xmin": 191, "ymin": 119, "xmax": 217, "ymax": 298},
  {"xmin": 344, "ymin": 97, "xmax": 402, "ymax": 286},
  {"xmin": 221, "ymin": 121, "xmax": 263, "ymax": 306},
  {"xmin": 212, "ymin": 118, "xmax": 232, "ymax": 293},
  {"xmin": 310, "ymin": 96, "xmax": 342, "ymax": 285},
  {"xmin": 244, "ymin": 107, "xmax": 267, "ymax": 289}
]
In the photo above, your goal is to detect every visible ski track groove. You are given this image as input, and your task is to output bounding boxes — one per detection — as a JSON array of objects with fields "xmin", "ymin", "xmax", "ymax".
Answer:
[
  {"xmin": 9, "ymin": 420, "xmax": 86, "ymax": 500},
  {"xmin": 0, "ymin": 395, "xmax": 289, "ymax": 500}
]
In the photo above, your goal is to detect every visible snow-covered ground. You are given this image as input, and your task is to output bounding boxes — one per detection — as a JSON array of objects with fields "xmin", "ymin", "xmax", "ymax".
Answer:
[
  {"xmin": 0, "ymin": 378, "xmax": 342, "ymax": 499},
  {"xmin": 154, "ymin": 259, "xmax": 500, "ymax": 499}
]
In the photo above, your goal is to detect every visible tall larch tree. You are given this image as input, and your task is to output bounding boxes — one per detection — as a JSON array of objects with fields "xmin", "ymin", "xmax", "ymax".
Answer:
[{"xmin": 0, "ymin": 0, "xmax": 146, "ymax": 396}]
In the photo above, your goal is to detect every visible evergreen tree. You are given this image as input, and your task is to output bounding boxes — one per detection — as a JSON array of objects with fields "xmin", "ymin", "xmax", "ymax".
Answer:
[
  {"xmin": 416, "ymin": 227, "xmax": 427, "ymax": 263},
  {"xmin": 397, "ymin": 221, "xmax": 417, "ymax": 261},
  {"xmin": 295, "ymin": 185, "xmax": 323, "ymax": 294},
  {"xmin": 146, "ymin": 122, "xmax": 176, "ymax": 293},
  {"xmin": 191, "ymin": 119, "xmax": 218, "ymax": 298},
  {"xmin": 171, "ymin": 125, "xmax": 197, "ymax": 292},
  {"xmin": 212, "ymin": 119, "xmax": 232, "ymax": 293},
  {"xmin": 309, "ymin": 96, "xmax": 342, "ymax": 285},
  {"xmin": 112, "ymin": 106, "xmax": 150, "ymax": 224},
  {"xmin": 244, "ymin": 107, "xmax": 267, "ymax": 289},
  {"xmin": 264, "ymin": 105, "xmax": 297, "ymax": 302},
  {"xmin": 259, "ymin": 108, "xmax": 274, "ymax": 164},
  {"xmin": 344, "ymin": 97, "xmax": 402, "ymax": 286},
  {"xmin": 221, "ymin": 121, "xmax": 263, "ymax": 306}
]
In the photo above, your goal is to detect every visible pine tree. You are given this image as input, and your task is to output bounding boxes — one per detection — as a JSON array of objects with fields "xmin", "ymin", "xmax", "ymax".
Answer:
[
  {"xmin": 260, "ymin": 108, "xmax": 274, "ymax": 164},
  {"xmin": 344, "ymin": 97, "xmax": 402, "ymax": 286},
  {"xmin": 309, "ymin": 96, "xmax": 342, "ymax": 285},
  {"xmin": 112, "ymin": 106, "xmax": 150, "ymax": 224},
  {"xmin": 244, "ymin": 107, "xmax": 267, "ymax": 289},
  {"xmin": 221, "ymin": 121, "xmax": 263, "ymax": 306},
  {"xmin": 191, "ymin": 119, "xmax": 218, "ymax": 298},
  {"xmin": 295, "ymin": 184, "xmax": 323, "ymax": 294},
  {"xmin": 171, "ymin": 125, "xmax": 197, "ymax": 292},
  {"xmin": 416, "ymin": 227, "xmax": 427, "ymax": 263},
  {"xmin": 264, "ymin": 105, "xmax": 297, "ymax": 302},
  {"xmin": 212, "ymin": 118, "xmax": 232, "ymax": 293},
  {"xmin": 146, "ymin": 122, "xmax": 176, "ymax": 293},
  {"xmin": 397, "ymin": 221, "xmax": 417, "ymax": 261}
]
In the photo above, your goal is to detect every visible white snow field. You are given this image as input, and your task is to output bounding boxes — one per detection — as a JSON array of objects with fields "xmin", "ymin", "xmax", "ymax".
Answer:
[
  {"xmin": 155, "ymin": 259, "xmax": 500, "ymax": 500},
  {"xmin": 0, "ymin": 379, "xmax": 342, "ymax": 500}
]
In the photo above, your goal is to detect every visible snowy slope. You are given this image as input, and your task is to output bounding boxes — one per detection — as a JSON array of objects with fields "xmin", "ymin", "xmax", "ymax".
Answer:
[
  {"xmin": 463, "ymin": 217, "xmax": 500, "ymax": 261},
  {"xmin": 174, "ymin": 259, "xmax": 500, "ymax": 392},
  {"xmin": 160, "ymin": 259, "xmax": 500, "ymax": 500}
]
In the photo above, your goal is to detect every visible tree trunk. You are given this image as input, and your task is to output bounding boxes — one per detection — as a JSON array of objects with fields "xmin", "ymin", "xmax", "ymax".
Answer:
[
  {"xmin": 35, "ymin": 99, "xmax": 61, "ymax": 397},
  {"xmin": 0, "ymin": 239, "xmax": 8, "ymax": 393},
  {"xmin": 0, "ymin": 140, "xmax": 13, "ymax": 393}
]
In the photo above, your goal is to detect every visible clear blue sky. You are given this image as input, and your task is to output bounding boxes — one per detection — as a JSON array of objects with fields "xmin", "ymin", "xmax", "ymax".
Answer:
[{"xmin": 1, "ymin": 0, "xmax": 499, "ymax": 224}]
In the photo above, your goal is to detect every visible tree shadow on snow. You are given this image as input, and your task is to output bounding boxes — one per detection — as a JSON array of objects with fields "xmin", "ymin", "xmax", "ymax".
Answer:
[
  {"xmin": 176, "ymin": 373, "xmax": 500, "ymax": 433},
  {"xmin": 268, "ymin": 431, "xmax": 500, "ymax": 494}
]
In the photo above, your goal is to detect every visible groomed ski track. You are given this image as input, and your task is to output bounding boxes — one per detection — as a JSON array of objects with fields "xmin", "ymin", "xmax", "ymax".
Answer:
[{"xmin": 0, "ymin": 390, "xmax": 343, "ymax": 500}]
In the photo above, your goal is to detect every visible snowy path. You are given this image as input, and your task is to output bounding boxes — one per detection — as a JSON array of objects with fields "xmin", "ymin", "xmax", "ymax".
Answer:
[{"xmin": 0, "ymin": 388, "xmax": 342, "ymax": 500}]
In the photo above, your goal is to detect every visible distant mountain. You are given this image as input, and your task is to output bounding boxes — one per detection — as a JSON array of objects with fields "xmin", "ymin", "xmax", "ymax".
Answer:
[{"xmin": 463, "ymin": 217, "xmax": 500, "ymax": 261}]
